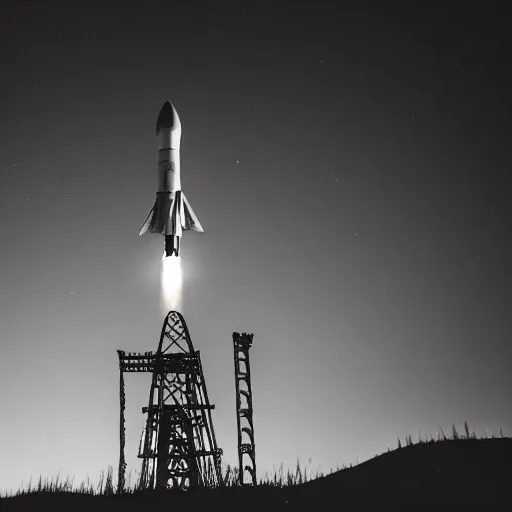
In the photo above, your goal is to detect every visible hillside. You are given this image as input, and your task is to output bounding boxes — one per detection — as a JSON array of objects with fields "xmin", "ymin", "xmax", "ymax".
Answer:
[
  {"xmin": 286, "ymin": 437, "xmax": 512, "ymax": 507},
  {"xmin": 2, "ymin": 437, "xmax": 510, "ymax": 510}
]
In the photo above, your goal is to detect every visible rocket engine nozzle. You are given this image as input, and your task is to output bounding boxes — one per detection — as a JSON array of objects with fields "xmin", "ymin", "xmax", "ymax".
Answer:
[{"xmin": 165, "ymin": 235, "xmax": 180, "ymax": 257}]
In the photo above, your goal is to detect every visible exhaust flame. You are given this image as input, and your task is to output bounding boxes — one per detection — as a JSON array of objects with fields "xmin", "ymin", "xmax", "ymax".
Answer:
[{"xmin": 160, "ymin": 254, "xmax": 182, "ymax": 313}]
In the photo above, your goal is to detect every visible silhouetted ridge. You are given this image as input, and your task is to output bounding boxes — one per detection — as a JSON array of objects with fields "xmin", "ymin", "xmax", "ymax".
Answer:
[
  {"xmin": 3, "ymin": 437, "xmax": 511, "ymax": 510},
  {"xmin": 287, "ymin": 438, "xmax": 512, "ymax": 506}
]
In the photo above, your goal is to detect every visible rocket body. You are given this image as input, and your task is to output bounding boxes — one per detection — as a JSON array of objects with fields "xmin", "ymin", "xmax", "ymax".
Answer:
[{"xmin": 140, "ymin": 101, "xmax": 203, "ymax": 257}]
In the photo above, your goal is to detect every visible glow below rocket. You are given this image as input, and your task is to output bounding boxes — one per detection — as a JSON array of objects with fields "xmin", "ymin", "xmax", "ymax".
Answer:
[{"xmin": 160, "ymin": 254, "xmax": 182, "ymax": 313}]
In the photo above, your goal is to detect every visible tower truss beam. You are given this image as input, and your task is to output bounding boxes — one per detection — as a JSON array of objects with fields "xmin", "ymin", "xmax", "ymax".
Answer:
[{"xmin": 233, "ymin": 332, "xmax": 257, "ymax": 486}]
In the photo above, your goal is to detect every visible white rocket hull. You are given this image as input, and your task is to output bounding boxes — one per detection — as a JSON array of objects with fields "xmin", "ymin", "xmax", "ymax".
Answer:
[{"xmin": 139, "ymin": 101, "xmax": 204, "ymax": 257}]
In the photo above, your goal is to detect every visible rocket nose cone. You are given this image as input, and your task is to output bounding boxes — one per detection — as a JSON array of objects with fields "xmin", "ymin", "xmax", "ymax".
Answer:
[{"xmin": 156, "ymin": 101, "xmax": 181, "ymax": 135}]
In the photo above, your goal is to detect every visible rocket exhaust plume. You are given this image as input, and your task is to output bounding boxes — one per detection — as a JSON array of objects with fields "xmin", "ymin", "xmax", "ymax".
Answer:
[{"xmin": 160, "ymin": 254, "xmax": 182, "ymax": 313}]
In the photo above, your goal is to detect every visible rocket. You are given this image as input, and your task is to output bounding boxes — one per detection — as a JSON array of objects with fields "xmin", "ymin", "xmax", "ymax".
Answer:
[{"xmin": 139, "ymin": 101, "xmax": 204, "ymax": 257}]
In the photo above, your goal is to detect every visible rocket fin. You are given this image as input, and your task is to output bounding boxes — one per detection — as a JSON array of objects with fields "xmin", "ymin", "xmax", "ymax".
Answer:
[
  {"xmin": 181, "ymin": 193, "xmax": 204, "ymax": 232},
  {"xmin": 139, "ymin": 193, "xmax": 171, "ymax": 235},
  {"xmin": 139, "ymin": 206, "xmax": 155, "ymax": 236}
]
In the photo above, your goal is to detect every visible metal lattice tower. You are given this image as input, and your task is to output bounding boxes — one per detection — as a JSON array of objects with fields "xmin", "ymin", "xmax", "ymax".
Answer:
[
  {"xmin": 117, "ymin": 311, "xmax": 223, "ymax": 492},
  {"xmin": 233, "ymin": 332, "xmax": 256, "ymax": 486}
]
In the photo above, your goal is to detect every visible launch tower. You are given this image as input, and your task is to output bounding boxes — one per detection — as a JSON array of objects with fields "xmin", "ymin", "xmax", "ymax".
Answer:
[{"xmin": 117, "ymin": 311, "xmax": 223, "ymax": 492}]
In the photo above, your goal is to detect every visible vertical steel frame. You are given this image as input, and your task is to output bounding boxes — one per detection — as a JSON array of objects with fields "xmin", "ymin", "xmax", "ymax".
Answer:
[{"xmin": 233, "ymin": 332, "xmax": 256, "ymax": 486}]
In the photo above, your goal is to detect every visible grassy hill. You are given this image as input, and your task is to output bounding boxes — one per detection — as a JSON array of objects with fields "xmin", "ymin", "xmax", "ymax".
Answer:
[
  {"xmin": 2, "ymin": 430, "xmax": 511, "ymax": 510},
  {"xmin": 286, "ymin": 436, "xmax": 511, "ymax": 508}
]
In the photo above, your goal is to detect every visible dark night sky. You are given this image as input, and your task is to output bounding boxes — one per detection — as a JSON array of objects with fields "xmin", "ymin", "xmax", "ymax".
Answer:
[{"xmin": 1, "ymin": 0, "xmax": 511, "ymax": 493}]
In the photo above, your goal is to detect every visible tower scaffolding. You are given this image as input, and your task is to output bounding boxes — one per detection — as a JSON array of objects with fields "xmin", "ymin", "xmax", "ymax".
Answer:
[
  {"xmin": 117, "ymin": 311, "xmax": 223, "ymax": 492},
  {"xmin": 233, "ymin": 332, "xmax": 257, "ymax": 486}
]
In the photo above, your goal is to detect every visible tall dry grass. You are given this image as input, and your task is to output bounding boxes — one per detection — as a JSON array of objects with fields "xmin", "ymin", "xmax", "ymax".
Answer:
[{"xmin": 1, "ymin": 422, "xmax": 509, "ymax": 499}]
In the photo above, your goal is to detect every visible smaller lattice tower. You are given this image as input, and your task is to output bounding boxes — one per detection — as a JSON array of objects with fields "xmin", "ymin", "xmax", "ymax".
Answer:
[{"xmin": 233, "ymin": 332, "xmax": 256, "ymax": 486}]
